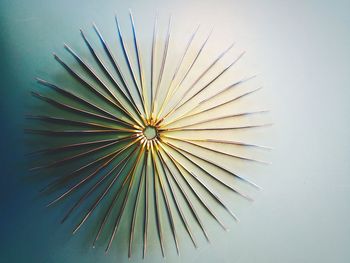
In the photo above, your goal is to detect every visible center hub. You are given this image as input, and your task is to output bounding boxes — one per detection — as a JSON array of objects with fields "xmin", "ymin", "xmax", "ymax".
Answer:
[{"xmin": 143, "ymin": 125, "xmax": 158, "ymax": 140}]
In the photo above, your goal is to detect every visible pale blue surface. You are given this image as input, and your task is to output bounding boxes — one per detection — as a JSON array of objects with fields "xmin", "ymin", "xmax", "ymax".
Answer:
[{"xmin": 1, "ymin": 0, "xmax": 350, "ymax": 262}]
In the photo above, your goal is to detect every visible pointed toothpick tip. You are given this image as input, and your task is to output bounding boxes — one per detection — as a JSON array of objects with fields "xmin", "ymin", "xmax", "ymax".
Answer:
[
  {"xmin": 28, "ymin": 165, "xmax": 41, "ymax": 171},
  {"xmin": 209, "ymin": 26, "xmax": 215, "ymax": 36},
  {"xmin": 35, "ymin": 77, "xmax": 44, "ymax": 83},
  {"xmin": 255, "ymin": 184, "xmax": 262, "ymax": 190}
]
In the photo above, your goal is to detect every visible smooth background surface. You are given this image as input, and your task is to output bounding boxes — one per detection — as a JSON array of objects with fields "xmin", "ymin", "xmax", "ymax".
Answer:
[{"xmin": 1, "ymin": 0, "xmax": 350, "ymax": 262}]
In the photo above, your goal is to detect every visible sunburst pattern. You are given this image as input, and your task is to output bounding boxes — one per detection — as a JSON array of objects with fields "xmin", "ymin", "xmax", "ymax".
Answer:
[{"xmin": 27, "ymin": 11, "xmax": 270, "ymax": 258}]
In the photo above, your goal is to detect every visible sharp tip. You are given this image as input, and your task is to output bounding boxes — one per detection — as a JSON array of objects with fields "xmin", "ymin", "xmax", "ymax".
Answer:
[{"xmin": 38, "ymin": 186, "xmax": 47, "ymax": 193}]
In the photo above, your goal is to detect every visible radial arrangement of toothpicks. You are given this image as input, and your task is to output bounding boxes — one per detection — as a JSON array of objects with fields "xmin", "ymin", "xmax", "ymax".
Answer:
[{"xmin": 27, "ymin": 10, "xmax": 270, "ymax": 259}]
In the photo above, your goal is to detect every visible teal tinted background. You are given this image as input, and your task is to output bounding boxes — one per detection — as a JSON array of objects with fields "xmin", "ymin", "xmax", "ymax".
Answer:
[{"xmin": 1, "ymin": 0, "xmax": 350, "ymax": 262}]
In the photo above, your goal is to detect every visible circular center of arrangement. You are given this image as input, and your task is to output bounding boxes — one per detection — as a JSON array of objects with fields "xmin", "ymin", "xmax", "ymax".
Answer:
[{"xmin": 143, "ymin": 125, "xmax": 158, "ymax": 140}]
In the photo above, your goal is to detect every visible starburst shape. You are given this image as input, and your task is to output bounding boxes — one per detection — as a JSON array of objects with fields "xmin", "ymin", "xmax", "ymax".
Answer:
[{"xmin": 27, "ymin": 10, "xmax": 270, "ymax": 258}]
